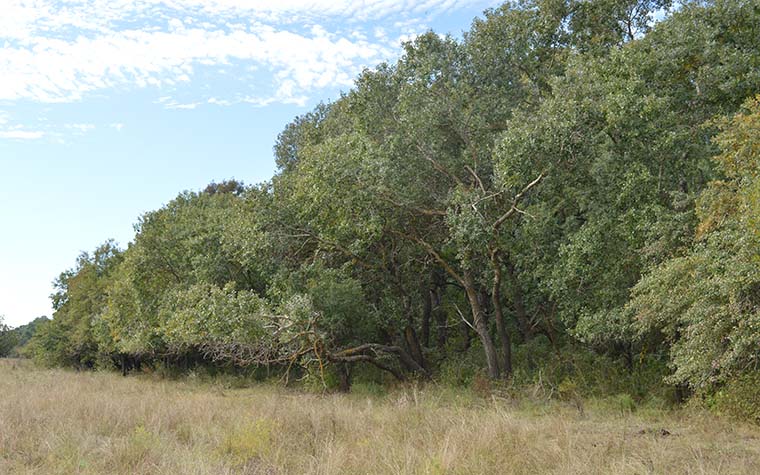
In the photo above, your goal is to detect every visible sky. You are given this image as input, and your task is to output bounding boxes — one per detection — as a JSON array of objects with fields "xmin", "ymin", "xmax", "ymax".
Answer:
[{"xmin": 0, "ymin": 0, "xmax": 500, "ymax": 328}]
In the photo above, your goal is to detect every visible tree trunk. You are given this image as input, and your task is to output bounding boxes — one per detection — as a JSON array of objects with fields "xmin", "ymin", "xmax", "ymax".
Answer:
[
  {"xmin": 431, "ymin": 270, "xmax": 448, "ymax": 351},
  {"xmin": 505, "ymin": 260, "xmax": 532, "ymax": 341},
  {"xmin": 433, "ymin": 288, "xmax": 448, "ymax": 351},
  {"xmin": 421, "ymin": 288, "xmax": 432, "ymax": 348},
  {"xmin": 338, "ymin": 363, "xmax": 352, "ymax": 392},
  {"xmin": 404, "ymin": 325, "xmax": 426, "ymax": 370},
  {"xmin": 491, "ymin": 258, "xmax": 513, "ymax": 378},
  {"xmin": 464, "ymin": 271, "xmax": 501, "ymax": 379},
  {"xmin": 459, "ymin": 318, "xmax": 471, "ymax": 352}
]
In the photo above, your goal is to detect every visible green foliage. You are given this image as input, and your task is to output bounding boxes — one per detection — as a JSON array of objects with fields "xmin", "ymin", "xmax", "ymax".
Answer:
[
  {"xmin": 710, "ymin": 372, "xmax": 760, "ymax": 423},
  {"xmin": 629, "ymin": 96, "xmax": 760, "ymax": 392},
  {"xmin": 28, "ymin": 242, "xmax": 122, "ymax": 367},
  {"xmin": 11, "ymin": 316, "xmax": 50, "ymax": 352},
  {"xmin": 437, "ymin": 347, "xmax": 487, "ymax": 388},
  {"xmin": 160, "ymin": 283, "xmax": 269, "ymax": 360},
  {"xmin": 612, "ymin": 393, "xmax": 637, "ymax": 414}
]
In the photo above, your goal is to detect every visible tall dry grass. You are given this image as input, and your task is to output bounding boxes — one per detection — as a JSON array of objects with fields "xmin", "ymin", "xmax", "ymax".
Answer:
[{"xmin": 1, "ymin": 358, "xmax": 759, "ymax": 474}]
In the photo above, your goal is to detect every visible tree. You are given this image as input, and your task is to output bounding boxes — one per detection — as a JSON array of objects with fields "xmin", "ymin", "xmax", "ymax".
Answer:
[
  {"xmin": 629, "ymin": 95, "xmax": 760, "ymax": 390},
  {"xmin": 0, "ymin": 316, "xmax": 19, "ymax": 357},
  {"xmin": 28, "ymin": 242, "xmax": 122, "ymax": 367}
]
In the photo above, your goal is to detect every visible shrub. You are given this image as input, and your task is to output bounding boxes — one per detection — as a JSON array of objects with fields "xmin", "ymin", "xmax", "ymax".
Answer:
[{"xmin": 710, "ymin": 372, "xmax": 760, "ymax": 423}]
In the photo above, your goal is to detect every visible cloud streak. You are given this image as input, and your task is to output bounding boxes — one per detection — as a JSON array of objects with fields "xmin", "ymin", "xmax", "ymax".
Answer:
[{"xmin": 0, "ymin": 130, "xmax": 45, "ymax": 140}]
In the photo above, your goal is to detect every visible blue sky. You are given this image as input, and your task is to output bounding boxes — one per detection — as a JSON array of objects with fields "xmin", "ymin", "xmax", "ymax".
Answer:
[{"xmin": 0, "ymin": 0, "xmax": 500, "ymax": 327}]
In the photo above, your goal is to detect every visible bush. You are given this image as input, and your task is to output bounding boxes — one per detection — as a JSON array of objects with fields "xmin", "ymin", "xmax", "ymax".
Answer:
[
  {"xmin": 437, "ymin": 346, "xmax": 486, "ymax": 387},
  {"xmin": 300, "ymin": 363, "xmax": 340, "ymax": 392},
  {"xmin": 510, "ymin": 337, "xmax": 671, "ymax": 403},
  {"xmin": 351, "ymin": 381, "xmax": 387, "ymax": 398},
  {"xmin": 710, "ymin": 372, "xmax": 760, "ymax": 423}
]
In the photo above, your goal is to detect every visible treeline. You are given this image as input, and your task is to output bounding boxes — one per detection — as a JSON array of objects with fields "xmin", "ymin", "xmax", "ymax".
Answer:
[{"xmin": 26, "ymin": 0, "xmax": 760, "ymax": 414}]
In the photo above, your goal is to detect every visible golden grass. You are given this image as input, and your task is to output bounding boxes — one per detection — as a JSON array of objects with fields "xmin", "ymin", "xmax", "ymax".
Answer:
[{"xmin": 1, "ymin": 359, "xmax": 759, "ymax": 475}]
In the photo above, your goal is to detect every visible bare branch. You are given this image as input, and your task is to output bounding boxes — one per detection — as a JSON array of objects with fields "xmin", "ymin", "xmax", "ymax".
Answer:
[
  {"xmin": 454, "ymin": 303, "xmax": 476, "ymax": 331},
  {"xmin": 465, "ymin": 165, "xmax": 486, "ymax": 193},
  {"xmin": 492, "ymin": 173, "xmax": 545, "ymax": 230}
]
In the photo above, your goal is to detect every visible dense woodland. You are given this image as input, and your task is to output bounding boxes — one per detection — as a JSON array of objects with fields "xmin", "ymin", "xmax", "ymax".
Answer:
[{"xmin": 9, "ymin": 0, "xmax": 760, "ymax": 418}]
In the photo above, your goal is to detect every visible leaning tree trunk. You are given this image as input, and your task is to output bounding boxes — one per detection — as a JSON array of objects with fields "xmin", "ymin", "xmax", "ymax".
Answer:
[{"xmin": 464, "ymin": 271, "xmax": 501, "ymax": 379}]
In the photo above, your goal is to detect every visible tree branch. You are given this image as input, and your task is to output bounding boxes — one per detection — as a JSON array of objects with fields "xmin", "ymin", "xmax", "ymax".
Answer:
[
  {"xmin": 492, "ymin": 173, "xmax": 545, "ymax": 230},
  {"xmin": 377, "ymin": 191, "xmax": 447, "ymax": 217},
  {"xmin": 414, "ymin": 142, "xmax": 465, "ymax": 187},
  {"xmin": 393, "ymin": 231, "xmax": 465, "ymax": 286}
]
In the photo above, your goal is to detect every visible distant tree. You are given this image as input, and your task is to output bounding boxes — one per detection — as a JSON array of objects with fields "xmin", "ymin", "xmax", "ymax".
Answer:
[
  {"xmin": 12, "ymin": 316, "xmax": 49, "ymax": 349},
  {"xmin": 203, "ymin": 179, "xmax": 246, "ymax": 196},
  {"xmin": 28, "ymin": 242, "xmax": 123, "ymax": 368},
  {"xmin": 0, "ymin": 316, "xmax": 19, "ymax": 357}
]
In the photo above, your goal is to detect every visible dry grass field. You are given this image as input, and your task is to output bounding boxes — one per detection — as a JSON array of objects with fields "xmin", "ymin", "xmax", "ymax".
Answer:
[{"xmin": 1, "ymin": 359, "xmax": 759, "ymax": 475}]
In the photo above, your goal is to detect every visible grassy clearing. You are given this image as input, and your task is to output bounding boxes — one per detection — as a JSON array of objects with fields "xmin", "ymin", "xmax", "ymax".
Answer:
[{"xmin": 1, "ymin": 359, "xmax": 759, "ymax": 474}]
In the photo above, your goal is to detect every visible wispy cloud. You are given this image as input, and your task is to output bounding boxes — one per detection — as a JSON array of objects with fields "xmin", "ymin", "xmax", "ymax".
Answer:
[
  {"xmin": 65, "ymin": 123, "xmax": 96, "ymax": 133},
  {"xmin": 0, "ymin": 130, "xmax": 45, "ymax": 140},
  {"xmin": 0, "ymin": 0, "xmax": 490, "ymax": 107}
]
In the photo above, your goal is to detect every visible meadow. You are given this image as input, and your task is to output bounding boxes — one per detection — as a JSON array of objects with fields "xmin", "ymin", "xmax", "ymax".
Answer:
[{"xmin": 1, "ymin": 359, "xmax": 759, "ymax": 475}]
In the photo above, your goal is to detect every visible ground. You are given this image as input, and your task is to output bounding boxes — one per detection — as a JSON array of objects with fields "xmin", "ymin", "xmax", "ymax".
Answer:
[{"xmin": 1, "ymin": 359, "xmax": 759, "ymax": 474}]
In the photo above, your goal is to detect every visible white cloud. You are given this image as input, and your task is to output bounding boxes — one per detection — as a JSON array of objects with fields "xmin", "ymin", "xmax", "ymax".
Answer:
[
  {"xmin": 66, "ymin": 123, "xmax": 96, "ymax": 133},
  {"xmin": 166, "ymin": 101, "xmax": 202, "ymax": 110},
  {"xmin": 207, "ymin": 97, "xmax": 231, "ymax": 106},
  {"xmin": 0, "ymin": 0, "xmax": 492, "ymax": 106},
  {"xmin": 0, "ymin": 130, "xmax": 45, "ymax": 140}
]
